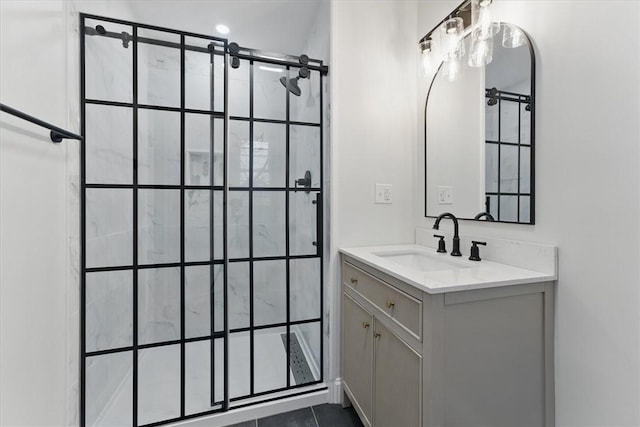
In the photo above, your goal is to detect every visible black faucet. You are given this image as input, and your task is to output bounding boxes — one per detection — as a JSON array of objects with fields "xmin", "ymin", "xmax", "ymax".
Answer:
[
  {"xmin": 474, "ymin": 212, "xmax": 495, "ymax": 221},
  {"xmin": 432, "ymin": 212, "xmax": 461, "ymax": 256}
]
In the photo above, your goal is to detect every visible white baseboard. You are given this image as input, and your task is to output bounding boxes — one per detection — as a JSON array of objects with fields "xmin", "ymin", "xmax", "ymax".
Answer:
[
  {"xmin": 327, "ymin": 377, "xmax": 343, "ymax": 404},
  {"xmin": 167, "ymin": 387, "xmax": 328, "ymax": 427}
]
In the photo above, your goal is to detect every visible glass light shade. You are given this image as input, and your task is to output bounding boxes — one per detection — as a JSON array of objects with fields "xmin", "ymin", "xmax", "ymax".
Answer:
[
  {"xmin": 471, "ymin": 0, "xmax": 495, "ymax": 40},
  {"xmin": 443, "ymin": 57, "xmax": 463, "ymax": 82},
  {"xmin": 468, "ymin": 31, "xmax": 493, "ymax": 67},
  {"xmin": 420, "ymin": 39, "xmax": 435, "ymax": 74},
  {"xmin": 441, "ymin": 17, "xmax": 465, "ymax": 61},
  {"xmin": 502, "ymin": 24, "xmax": 526, "ymax": 48}
]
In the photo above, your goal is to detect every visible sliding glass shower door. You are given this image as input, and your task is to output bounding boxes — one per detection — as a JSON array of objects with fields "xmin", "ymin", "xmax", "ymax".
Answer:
[{"xmin": 80, "ymin": 14, "xmax": 326, "ymax": 427}]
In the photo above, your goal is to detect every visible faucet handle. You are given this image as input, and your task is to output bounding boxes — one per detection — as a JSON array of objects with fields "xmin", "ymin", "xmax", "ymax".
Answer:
[
  {"xmin": 433, "ymin": 234, "xmax": 447, "ymax": 253},
  {"xmin": 469, "ymin": 240, "xmax": 487, "ymax": 261}
]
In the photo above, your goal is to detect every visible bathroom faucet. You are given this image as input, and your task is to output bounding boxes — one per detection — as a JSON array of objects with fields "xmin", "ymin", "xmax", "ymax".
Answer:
[
  {"xmin": 474, "ymin": 211, "xmax": 495, "ymax": 221},
  {"xmin": 432, "ymin": 212, "xmax": 462, "ymax": 256}
]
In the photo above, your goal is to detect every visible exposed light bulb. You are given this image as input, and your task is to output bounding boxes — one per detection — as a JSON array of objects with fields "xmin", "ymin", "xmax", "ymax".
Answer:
[
  {"xmin": 420, "ymin": 38, "xmax": 435, "ymax": 74},
  {"xmin": 216, "ymin": 24, "xmax": 230, "ymax": 34}
]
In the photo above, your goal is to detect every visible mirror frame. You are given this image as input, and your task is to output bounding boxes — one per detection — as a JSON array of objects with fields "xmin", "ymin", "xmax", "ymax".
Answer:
[{"xmin": 423, "ymin": 22, "xmax": 536, "ymax": 224}]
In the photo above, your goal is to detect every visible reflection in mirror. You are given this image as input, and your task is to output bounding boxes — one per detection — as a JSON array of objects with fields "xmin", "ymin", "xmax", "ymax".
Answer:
[{"xmin": 425, "ymin": 23, "xmax": 534, "ymax": 223}]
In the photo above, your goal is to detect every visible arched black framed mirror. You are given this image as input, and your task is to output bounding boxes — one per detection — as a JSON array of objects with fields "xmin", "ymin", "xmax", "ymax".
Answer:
[{"xmin": 424, "ymin": 22, "xmax": 535, "ymax": 224}]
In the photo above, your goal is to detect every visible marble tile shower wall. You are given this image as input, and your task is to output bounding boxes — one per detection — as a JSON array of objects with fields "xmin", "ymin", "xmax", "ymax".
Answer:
[{"xmin": 83, "ymin": 19, "xmax": 324, "ymax": 423}]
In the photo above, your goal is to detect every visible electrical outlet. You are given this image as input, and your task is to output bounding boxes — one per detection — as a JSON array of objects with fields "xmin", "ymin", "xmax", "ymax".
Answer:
[
  {"xmin": 438, "ymin": 186, "xmax": 453, "ymax": 205},
  {"xmin": 375, "ymin": 184, "xmax": 392, "ymax": 204}
]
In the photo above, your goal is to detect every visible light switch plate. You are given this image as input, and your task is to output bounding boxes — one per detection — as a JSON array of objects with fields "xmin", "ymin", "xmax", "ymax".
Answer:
[
  {"xmin": 438, "ymin": 186, "xmax": 453, "ymax": 204},
  {"xmin": 375, "ymin": 184, "xmax": 392, "ymax": 204}
]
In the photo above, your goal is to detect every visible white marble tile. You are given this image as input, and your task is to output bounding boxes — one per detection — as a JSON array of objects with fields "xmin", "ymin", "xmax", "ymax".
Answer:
[
  {"xmin": 137, "ymin": 109, "xmax": 181, "ymax": 186},
  {"xmin": 290, "ymin": 258, "xmax": 321, "ymax": 322},
  {"xmin": 86, "ymin": 188, "xmax": 133, "ymax": 268},
  {"xmin": 137, "ymin": 31, "xmax": 181, "ymax": 108},
  {"xmin": 290, "ymin": 125, "xmax": 321, "ymax": 188},
  {"xmin": 185, "ymin": 189, "xmax": 210, "ymax": 262},
  {"xmin": 228, "ymin": 332, "xmax": 250, "ymax": 398},
  {"xmin": 289, "ymin": 191, "xmax": 317, "ymax": 256},
  {"xmin": 253, "ymin": 122, "xmax": 286, "ymax": 188},
  {"xmin": 184, "ymin": 265, "xmax": 211, "ymax": 339},
  {"xmin": 138, "ymin": 267, "xmax": 181, "ymax": 345},
  {"xmin": 85, "ymin": 104, "xmax": 133, "ymax": 185},
  {"xmin": 228, "ymin": 120, "xmax": 250, "ymax": 187},
  {"xmin": 290, "ymin": 69, "xmax": 321, "ymax": 124},
  {"xmin": 138, "ymin": 189, "xmax": 180, "ymax": 265},
  {"xmin": 254, "ymin": 327, "xmax": 288, "ymax": 393},
  {"xmin": 86, "ymin": 270, "xmax": 133, "ymax": 352},
  {"xmin": 85, "ymin": 351, "xmax": 132, "ymax": 427},
  {"xmin": 254, "ymin": 63, "xmax": 286, "ymax": 120},
  {"xmin": 138, "ymin": 345, "xmax": 181, "ymax": 425},
  {"xmin": 227, "ymin": 262, "xmax": 250, "ymax": 330},
  {"xmin": 228, "ymin": 192, "xmax": 250, "ymax": 259},
  {"xmin": 253, "ymin": 260, "xmax": 286, "ymax": 326},
  {"xmin": 253, "ymin": 191, "xmax": 286, "ymax": 257}
]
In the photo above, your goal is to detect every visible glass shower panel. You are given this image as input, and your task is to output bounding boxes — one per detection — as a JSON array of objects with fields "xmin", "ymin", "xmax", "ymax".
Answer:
[
  {"xmin": 138, "ymin": 345, "xmax": 181, "ymax": 425},
  {"xmin": 138, "ymin": 189, "xmax": 180, "ymax": 265},
  {"xmin": 228, "ymin": 59, "xmax": 250, "ymax": 118},
  {"xmin": 227, "ymin": 191, "xmax": 249, "ymax": 259},
  {"xmin": 520, "ymin": 146, "xmax": 531, "ymax": 193},
  {"xmin": 86, "ymin": 270, "xmax": 133, "ymax": 352},
  {"xmin": 254, "ymin": 62, "xmax": 286, "ymax": 120},
  {"xmin": 86, "ymin": 188, "xmax": 133, "ymax": 269},
  {"xmin": 254, "ymin": 326, "xmax": 288, "ymax": 394},
  {"xmin": 137, "ymin": 29, "xmax": 181, "ymax": 108},
  {"xmin": 290, "ymin": 69, "xmax": 321, "ymax": 124},
  {"xmin": 213, "ymin": 264, "xmax": 225, "ymax": 333},
  {"xmin": 228, "ymin": 331, "xmax": 250, "ymax": 398},
  {"xmin": 290, "ymin": 321, "xmax": 321, "ymax": 385},
  {"xmin": 290, "ymin": 125, "xmax": 321, "ymax": 188},
  {"xmin": 86, "ymin": 351, "xmax": 133, "ymax": 427},
  {"xmin": 229, "ymin": 120, "xmax": 250, "ymax": 187},
  {"xmin": 184, "ymin": 265, "xmax": 210, "ymax": 339},
  {"xmin": 499, "ymin": 195, "xmax": 518, "ymax": 222},
  {"xmin": 227, "ymin": 262, "xmax": 250, "ymax": 330},
  {"xmin": 289, "ymin": 191, "xmax": 318, "ymax": 256},
  {"xmin": 500, "ymin": 145, "xmax": 519, "ymax": 193},
  {"xmin": 85, "ymin": 104, "xmax": 132, "ymax": 184},
  {"xmin": 520, "ymin": 103, "xmax": 531, "ymax": 145},
  {"xmin": 138, "ymin": 109, "xmax": 180, "ymax": 185},
  {"xmin": 253, "ymin": 122, "xmax": 286, "ymax": 188},
  {"xmin": 290, "ymin": 258, "xmax": 321, "ymax": 322},
  {"xmin": 185, "ymin": 339, "xmax": 223, "ymax": 415},
  {"xmin": 253, "ymin": 191, "xmax": 286, "ymax": 258},
  {"xmin": 485, "ymin": 143, "xmax": 499, "ymax": 193},
  {"xmin": 138, "ymin": 267, "xmax": 181, "ymax": 345},
  {"xmin": 185, "ymin": 115, "xmax": 224, "ymax": 186},
  {"xmin": 84, "ymin": 19, "xmax": 133, "ymax": 103},
  {"xmin": 185, "ymin": 189, "xmax": 210, "ymax": 262},
  {"xmin": 253, "ymin": 260, "xmax": 286, "ymax": 326},
  {"xmin": 519, "ymin": 196, "xmax": 531, "ymax": 223},
  {"xmin": 500, "ymin": 100, "xmax": 519, "ymax": 143}
]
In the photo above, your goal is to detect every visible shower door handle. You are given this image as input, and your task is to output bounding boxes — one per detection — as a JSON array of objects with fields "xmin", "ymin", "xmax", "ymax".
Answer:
[{"xmin": 312, "ymin": 193, "xmax": 322, "ymax": 257}]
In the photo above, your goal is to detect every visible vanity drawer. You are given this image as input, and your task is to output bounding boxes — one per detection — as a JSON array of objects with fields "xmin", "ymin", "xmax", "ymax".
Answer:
[{"xmin": 343, "ymin": 262, "xmax": 422, "ymax": 338}]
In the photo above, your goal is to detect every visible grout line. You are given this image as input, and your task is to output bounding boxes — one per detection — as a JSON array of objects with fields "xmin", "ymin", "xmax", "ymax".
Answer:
[{"xmin": 310, "ymin": 406, "xmax": 320, "ymax": 427}]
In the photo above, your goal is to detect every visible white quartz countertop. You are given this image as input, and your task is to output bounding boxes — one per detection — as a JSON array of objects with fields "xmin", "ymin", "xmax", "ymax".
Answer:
[{"xmin": 339, "ymin": 244, "xmax": 557, "ymax": 294}]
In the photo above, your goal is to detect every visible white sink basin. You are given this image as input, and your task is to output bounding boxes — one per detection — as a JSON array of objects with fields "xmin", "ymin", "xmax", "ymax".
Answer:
[{"xmin": 373, "ymin": 249, "xmax": 471, "ymax": 272}]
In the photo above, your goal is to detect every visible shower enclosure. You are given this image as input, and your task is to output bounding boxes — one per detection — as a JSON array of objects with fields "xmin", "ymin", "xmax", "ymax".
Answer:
[{"xmin": 80, "ymin": 14, "xmax": 327, "ymax": 426}]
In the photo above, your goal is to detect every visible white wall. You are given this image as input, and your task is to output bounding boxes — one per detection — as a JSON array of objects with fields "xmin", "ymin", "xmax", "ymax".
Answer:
[
  {"xmin": 328, "ymin": 0, "xmax": 418, "ymax": 399},
  {"xmin": 417, "ymin": 1, "xmax": 640, "ymax": 425},
  {"xmin": 0, "ymin": 2, "xmax": 137, "ymax": 425}
]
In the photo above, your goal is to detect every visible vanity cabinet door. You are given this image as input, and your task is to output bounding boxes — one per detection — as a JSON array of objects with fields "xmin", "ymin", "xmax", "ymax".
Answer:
[
  {"xmin": 373, "ymin": 321, "xmax": 421, "ymax": 427},
  {"xmin": 343, "ymin": 294, "xmax": 374, "ymax": 426}
]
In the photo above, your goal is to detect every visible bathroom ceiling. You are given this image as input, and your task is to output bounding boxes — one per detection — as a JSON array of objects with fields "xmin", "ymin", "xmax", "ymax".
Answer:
[{"xmin": 128, "ymin": 0, "xmax": 325, "ymax": 57}]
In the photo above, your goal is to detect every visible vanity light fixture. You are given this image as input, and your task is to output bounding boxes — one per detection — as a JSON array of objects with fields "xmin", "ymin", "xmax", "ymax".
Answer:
[
  {"xmin": 441, "ymin": 17, "xmax": 465, "ymax": 81},
  {"xmin": 468, "ymin": 0, "xmax": 496, "ymax": 67}
]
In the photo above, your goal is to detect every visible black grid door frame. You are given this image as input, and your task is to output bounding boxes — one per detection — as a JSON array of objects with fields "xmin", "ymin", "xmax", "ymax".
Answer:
[{"xmin": 80, "ymin": 13, "xmax": 327, "ymax": 427}]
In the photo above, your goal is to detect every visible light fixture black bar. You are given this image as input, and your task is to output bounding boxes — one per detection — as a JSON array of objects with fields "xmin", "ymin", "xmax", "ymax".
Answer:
[
  {"xmin": 79, "ymin": 14, "xmax": 87, "ymax": 427},
  {"xmin": 132, "ymin": 23, "xmax": 139, "ymax": 427},
  {"xmin": 0, "ymin": 103, "xmax": 83, "ymax": 143}
]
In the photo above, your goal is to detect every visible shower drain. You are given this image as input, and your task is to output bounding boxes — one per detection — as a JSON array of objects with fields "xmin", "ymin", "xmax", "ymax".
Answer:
[{"xmin": 281, "ymin": 332, "xmax": 315, "ymax": 385}]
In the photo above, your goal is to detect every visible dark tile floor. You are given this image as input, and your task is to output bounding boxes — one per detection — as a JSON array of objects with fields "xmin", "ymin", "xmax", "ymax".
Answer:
[{"xmin": 226, "ymin": 404, "xmax": 363, "ymax": 427}]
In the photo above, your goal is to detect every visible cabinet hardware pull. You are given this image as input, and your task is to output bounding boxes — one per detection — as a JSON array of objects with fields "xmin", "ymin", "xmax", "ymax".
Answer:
[
  {"xmin": 350, "ymin": 277, "xmax": 358, "ymax": 284},
  {"xmin": 362, "ymin": 322, "xmax": 370, "ymax": 329},
  {"xmin": 375, "ymin": 332, "xmax": 381, "ymax": 338},
  {"xmin": 386, "ymin": 300, "xmax": 395, "ymax": 308}
]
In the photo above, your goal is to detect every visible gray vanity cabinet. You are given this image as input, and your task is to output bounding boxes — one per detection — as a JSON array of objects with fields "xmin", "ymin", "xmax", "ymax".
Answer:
[{"xmin": 341, "ymin": 255, "xmax": 555, "ymax": 427}]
